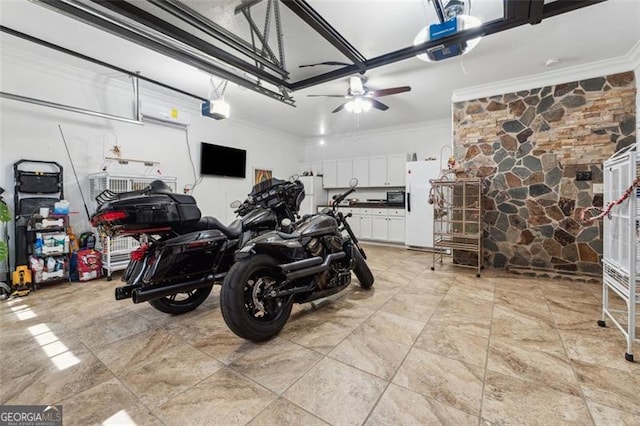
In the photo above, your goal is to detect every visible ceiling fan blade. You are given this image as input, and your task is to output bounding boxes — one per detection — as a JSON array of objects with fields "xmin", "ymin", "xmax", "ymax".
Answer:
[
  {"xmin": 299, "ymin": 61, "xmax": 351, "ymax": 68},
  {"xmin": 307, "ymin": 94, "xmax": 349, "ymax": 98},
  {"xmin": 370, "ymin": 99, "xmax": 389, "ymax": 111},
  {"xmin": 370, "ymin": 86, "xmax": 412, "ymax": 97},
  {"xmin": 332, "ymin": 103, "xmax": 348, "ymax": 113}
]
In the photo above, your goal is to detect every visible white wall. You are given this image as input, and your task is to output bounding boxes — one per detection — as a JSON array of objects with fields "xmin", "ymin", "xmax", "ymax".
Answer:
[{"xmin": 0, "ymin": 39, "xmax": 303, "ymax": 267}]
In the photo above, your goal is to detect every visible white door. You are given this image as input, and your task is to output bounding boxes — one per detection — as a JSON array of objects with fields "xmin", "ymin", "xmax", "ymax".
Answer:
[
  {"xmin": 360, "ymin": 215, "xmax": 373, "ymax": 239},
  {"xmin": 372, "ymin": 216, "xmax": 389, "ymax": 240},
  {"xmin": 369, "ymin": 155, "xmax": 388, "ymax": 187},
  {"xmin": 352, "ymin": 157, "xmax": 370, "ymax": 187},
  {"xmin": 322, "ymin": 160, "xmax": 337, "ymax": 188},
  {"xmin": 388, "ymin": 216, "xmax": 405, "ymax": 243},
  {"xmin": 405, "ymin": 161, "xmax": 439, "ymax": 248},
  {"xmin": 349, "ymin": 213, "xmax": 361, "ymax": 238},
  {"xmin": 336, "ymin": 159, "xmax": 353, "ymax": 188},
  {"xmin": 387, "ymin": 154, "xmax": 406, "ymax": 187}
]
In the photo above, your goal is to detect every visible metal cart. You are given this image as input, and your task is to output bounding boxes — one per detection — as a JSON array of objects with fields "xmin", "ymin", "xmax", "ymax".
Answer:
[
  {"xmin": 430, "ymin": 177, "xmax": 483, "ymax": 277},
  {"xmin": 600, "ymin": 145, "xmax": 639, "ymax": 362},
  {"xmin": 88, "ymin": 172, "xmax": 177, "ymax": 280}
]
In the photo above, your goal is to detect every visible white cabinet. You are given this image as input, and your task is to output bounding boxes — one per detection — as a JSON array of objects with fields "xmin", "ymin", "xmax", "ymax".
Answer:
[
  {"xmin": 387, "ymin": 154, "xmax": 406, "ymax": 187},
  {"xmin": 336, "ymin": 159, "xmax": 353, "ymax": 188},
  {"xmin": 349, "ymin": 209, "xmax": 361, "ymax": 237},
  {"xmin": 349, "ymin": 207, "xmax": 372, "ymax": 240},
  {"xmin": 352, "ymin": 157, "xmax": 370, "ymax": 187},
  {"xmin": 322, "ymin": 160, "xmax": 337, "ymax": 188},
  {"xmin": 369, "ymin": 156, "xmax": 388, "ymax": 187},
  {"xmin": 370, "ymin": 208, "xmax": 405, "ymax": 243},
  {"xmin": 369, "ymin": 154, "xmax": 406, "ymax": 187},
  {"xmin": 317, "ymin": 154, "xmax": 404, "ymax": 188},
  {"xmin": 360, "ymin": 214, "xmax": 373, "ymax": 239},
  {"xmin": 317, "ymin": 205, "xmax": 403, "ymax": 243},
  {"xmin": 371, "ymin": 216, "xmax": 388, "ymax": 240},
  {"xmin": 388, "ymin": 216, "xmax": 406, "ymax": 243}
]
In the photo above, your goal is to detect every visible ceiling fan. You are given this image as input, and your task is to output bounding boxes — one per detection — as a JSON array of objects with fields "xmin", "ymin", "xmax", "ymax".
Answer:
[{"xmin": 307, "ymin": 76, "xmax": 411, "ymax": 113}]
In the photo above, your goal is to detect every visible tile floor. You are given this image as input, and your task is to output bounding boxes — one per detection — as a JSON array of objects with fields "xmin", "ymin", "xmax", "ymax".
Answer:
[{"xmin": 1, "ymin": 245, "xmax": 639, "ymax": 425}]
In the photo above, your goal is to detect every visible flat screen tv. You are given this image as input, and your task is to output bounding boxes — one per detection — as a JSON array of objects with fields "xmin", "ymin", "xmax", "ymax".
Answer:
[{"xmin": 200, "ymin": 142, "xmax": 246, "ymax": 178}]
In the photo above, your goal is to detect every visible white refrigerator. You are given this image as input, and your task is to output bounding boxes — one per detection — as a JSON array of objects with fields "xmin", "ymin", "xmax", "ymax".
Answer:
[
  {"xmin": 298, "ymin": 176, "xmax": 326, "ymax": 216},
  {"xmin": 405, "ymin": 160, "xmax": 441, "ymax": 249}
]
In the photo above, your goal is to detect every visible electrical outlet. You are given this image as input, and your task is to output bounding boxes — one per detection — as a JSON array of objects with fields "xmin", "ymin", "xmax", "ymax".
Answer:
[
  {"xmin": 593, "ymin": 183, "xmax": 604, "ymax": 194},
  {"xmin": 576, "ymin": 171, "xmax": 592, "ymax": 181}
]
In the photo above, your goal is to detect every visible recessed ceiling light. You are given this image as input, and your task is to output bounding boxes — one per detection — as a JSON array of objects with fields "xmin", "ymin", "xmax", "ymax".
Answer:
[
  {"xmin": 319, "ymin": 139, "xmax": 325, "ymax": 146},
  {"xmin": 545, "ymin": 58, "xmax": 560, "ymax": 67}
]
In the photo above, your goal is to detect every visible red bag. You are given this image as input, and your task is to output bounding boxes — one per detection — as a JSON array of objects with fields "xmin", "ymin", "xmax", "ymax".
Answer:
[{"xmin": 77, "ymin": 249, "xmax": 103, "ymax": 282}]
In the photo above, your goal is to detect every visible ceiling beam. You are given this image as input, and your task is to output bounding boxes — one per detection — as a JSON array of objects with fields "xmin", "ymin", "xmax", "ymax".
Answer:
[
  {"xmin": 147, "ymin": 0, "xmax": 288, "ymax": 78},
  {"xmin": 528, "ymin": 0, "xmax": 545, "ymax": 24},
  {"xmin": 86, "ymin": 0, "xmax": 286, "ymax": 88},
  {"xmin": 282, "ymin": 0, "xmax": 367, "ymax": 72},
  {"xmin": 0, "ymin": 25, "xmax": 208, "ymax": 102},
  {"xmin": 539, "ymin": 0, "xmax": 608, "ymax": 20},
  {"xmin": 33, "ymin": 0, "xmax": 293, "ymax": 105},
  {"xmin": 289, "ymin": 0, "xmax": 607, "ymax": 91}
]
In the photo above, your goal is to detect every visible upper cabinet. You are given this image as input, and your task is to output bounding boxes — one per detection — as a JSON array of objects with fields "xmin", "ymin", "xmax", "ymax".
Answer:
[
  {"xmin": 352, "ymin": 157, "xmax": 370, "ymax": 187},
  {"xmin": 314, "ymin": 154, "xmax": 405, "ymax": 189},
  {"xmin": 370, "ymin": 154, "xmax": 406, "ymax": 187},
  {"xmin": 322, "ymin": 160, "xmax": 338, "ymax": 188},
  {"xmin": 336, "ymin": 159, "xmax": 353, "ymax": 188},
  {"xmin": 369, "ymin": 156, "xmax": 388, "ymax": 187},
  {"xmin": 387, "ymin": 154, "xmax": 406, "ymax": 187}
]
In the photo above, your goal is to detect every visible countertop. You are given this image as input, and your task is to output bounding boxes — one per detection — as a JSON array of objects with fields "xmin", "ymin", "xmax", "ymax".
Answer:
[{"xmin": 318, "ymin": 203, "xmax": 405, "ymax": 209}]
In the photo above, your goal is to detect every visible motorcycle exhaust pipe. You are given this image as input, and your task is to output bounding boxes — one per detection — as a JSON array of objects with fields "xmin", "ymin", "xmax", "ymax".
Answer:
[
  {"xmin": 280, "ymin": 256, "xmax": 323, "ymax": 273},
  {"xmin": 286, "ymin": 252, "xmax": 346, "ymax": 281},
  {"xmin": 131, "ymin": 277, "xmax": 213, "ymax": 303}
]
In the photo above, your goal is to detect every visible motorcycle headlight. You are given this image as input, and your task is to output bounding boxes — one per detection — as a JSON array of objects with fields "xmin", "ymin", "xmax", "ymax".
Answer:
[{"xmin": 235, "ymin": 243, "xmax": 255, "ymax": 261}]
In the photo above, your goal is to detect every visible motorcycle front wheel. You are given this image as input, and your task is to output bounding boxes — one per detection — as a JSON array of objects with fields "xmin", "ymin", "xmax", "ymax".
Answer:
[
  {"xmin": 353, "ymin": 246, "xmax": 374, "ymax": 289},
  {"xmin": 147, "ymin": 284, "xmax": 213, "ymax": 314},
  {"xmin": 220, "ymin": 254, "xmax": 292, "ymax": 342}
]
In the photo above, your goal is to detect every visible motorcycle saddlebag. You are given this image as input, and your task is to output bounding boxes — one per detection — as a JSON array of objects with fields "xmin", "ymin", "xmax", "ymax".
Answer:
[
  {"xmin": 142, "ymin": 229, "xmax": 227, "ymax": 283},
  {"xmin": 93, "ymin": 193, "xmax": 201, "ymax": 231}
]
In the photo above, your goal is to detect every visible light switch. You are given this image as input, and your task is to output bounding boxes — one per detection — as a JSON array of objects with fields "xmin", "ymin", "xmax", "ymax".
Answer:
[{"xmin": 593, "ymin": 183, "xmax": 604, "ymax": 194}]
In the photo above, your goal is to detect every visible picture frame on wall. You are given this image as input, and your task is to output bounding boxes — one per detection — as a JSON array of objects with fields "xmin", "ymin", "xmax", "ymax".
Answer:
[{"xmin": 253, "ymin": 168, "xmax": 272, "ymax": 185}]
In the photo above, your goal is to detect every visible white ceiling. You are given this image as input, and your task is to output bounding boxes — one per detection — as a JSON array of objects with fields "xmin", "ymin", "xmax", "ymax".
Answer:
[{"xmin": 1, "ymin": 0, "xmax": 639, "ymax": 140}]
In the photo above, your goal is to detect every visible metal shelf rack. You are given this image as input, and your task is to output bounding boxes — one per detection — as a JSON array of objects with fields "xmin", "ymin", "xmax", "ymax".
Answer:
[
  {"xmin": 88, "ymin": 172, "xmax": 177, "ymax": 280},
  {"xmin": 430, "ymin": 177, "xmax": 483, "ymax": 277},
  {"xmin": 600, "ymin": 145, "xmax": 639, "ymax": 362}
]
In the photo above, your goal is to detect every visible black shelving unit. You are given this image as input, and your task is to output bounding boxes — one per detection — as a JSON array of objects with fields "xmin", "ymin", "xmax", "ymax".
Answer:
[{"xmin": 14, "ymin": 160, "xmax": 69, "ymax": 285}]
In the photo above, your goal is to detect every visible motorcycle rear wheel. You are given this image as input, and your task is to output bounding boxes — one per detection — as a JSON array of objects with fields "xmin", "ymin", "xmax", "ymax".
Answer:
[
  {"xmin": 147, "ymin": 284, "xmax": 213, "ymax": 314},
  {"xmin": 221, "ymin": 254, "xmax": 292, "ymax": 342},
  {"xmin": 353, "ymin": 247, "xmax": 374, "ymax": 289}
]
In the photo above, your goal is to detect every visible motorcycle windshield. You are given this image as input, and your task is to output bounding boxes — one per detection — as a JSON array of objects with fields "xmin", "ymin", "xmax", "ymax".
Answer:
[{"xmin": 250, "ymin": 178, "xmax": 286, "ymax": 196}]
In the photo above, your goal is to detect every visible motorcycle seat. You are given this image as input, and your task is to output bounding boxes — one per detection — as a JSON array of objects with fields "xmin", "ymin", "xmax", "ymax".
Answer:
[{"xmin": 193, "ymin": 217, "xmax": 242, "ymax": 239}]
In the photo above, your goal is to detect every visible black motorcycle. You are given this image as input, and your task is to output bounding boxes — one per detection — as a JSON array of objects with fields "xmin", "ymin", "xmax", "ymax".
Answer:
[
  {"xmin": 220, "ymin": 180, "xmax": 374, "ymax": 341},
  {"xmin": 91, "ymin": 177, "xmax": 305, "ymax": 315}
]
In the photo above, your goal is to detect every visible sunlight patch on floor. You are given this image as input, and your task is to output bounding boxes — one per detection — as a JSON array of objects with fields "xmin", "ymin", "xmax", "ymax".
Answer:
[
  {"xmin": 28, "ymin": 323, "xmax": 80, "ymax": 371},
  {"xmin": 102, "ymin": 409, "xmax": 137, "ymax": 426}
]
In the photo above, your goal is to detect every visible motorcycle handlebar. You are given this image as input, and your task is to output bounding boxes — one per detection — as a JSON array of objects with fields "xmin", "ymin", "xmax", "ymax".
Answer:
[{"xmin": 332, "ymin": 187, "xmax": 356, "ymax": 208}]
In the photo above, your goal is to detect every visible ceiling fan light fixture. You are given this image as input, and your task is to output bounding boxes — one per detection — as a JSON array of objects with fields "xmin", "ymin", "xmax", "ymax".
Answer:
[
  {"xmin": 414, "ymin": 14, "xmax": 482, "ymax": 62},
  {"xmin": 345, "ymin": 98, "xmax": 372, "ymax": 114}
]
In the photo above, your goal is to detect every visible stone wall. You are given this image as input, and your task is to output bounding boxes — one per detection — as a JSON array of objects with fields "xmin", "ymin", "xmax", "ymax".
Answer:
[{"xmin": 453, "ymin": 71, "xmax": 636, "ymax": 275}]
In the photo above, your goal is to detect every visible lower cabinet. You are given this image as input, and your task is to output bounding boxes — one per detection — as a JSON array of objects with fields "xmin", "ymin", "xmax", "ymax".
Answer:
[{"xmin": 327, "ymin": 206, "xmax": 404, "ymax": 243}]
